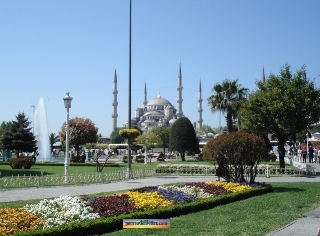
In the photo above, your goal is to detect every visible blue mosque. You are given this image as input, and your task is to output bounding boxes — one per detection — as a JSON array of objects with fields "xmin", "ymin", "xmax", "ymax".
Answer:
[{"xmin": 111, "ymin": 63, "xmax": 203, "ymax": 133}]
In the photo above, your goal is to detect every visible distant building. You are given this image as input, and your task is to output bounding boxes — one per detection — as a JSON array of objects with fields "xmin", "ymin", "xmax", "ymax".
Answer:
[
  {"xmin": 98, "ymin": 135, "xmax": 111, "ymax": 144},
  {"xmin": 111, "ymin": 63, "xmax": 203, "ymax": 133}
]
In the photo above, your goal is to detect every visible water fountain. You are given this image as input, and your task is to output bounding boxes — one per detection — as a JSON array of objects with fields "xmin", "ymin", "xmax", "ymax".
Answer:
[{"xmin": 34, "ymin": 97, "xmax": 51, "ymax": 162}]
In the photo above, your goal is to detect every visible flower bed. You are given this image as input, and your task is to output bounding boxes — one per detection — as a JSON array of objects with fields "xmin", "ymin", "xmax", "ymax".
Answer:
[
  {"xmin": 3, "ymin": 181, "xmax": 269, "ymax": 235},
  {"xmin": 0, "ymin": 208, "xmax": 44, "ymax": 235}
]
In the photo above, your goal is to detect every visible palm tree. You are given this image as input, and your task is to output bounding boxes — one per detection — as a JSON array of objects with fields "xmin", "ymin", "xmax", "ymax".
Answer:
[
  {"xmin": 49, "ymin": 133, "xmax": 59, "ymax": 153},
  {"xmin": 207, "ymin": 79, "xmax": 248, "ymax": 132}
]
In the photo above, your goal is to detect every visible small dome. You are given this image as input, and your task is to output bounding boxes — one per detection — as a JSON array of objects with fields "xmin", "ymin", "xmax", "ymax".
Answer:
[{"xmin": 169, "ymin": 118, "xmax": 177, "ymax": 124}]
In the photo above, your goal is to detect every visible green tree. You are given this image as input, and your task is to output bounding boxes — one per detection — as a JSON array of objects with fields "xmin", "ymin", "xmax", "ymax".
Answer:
[
  {"xmin": 207, "ymin": 79, "xmax": 248, "ymax": 132},
  {"xmin": 110, "ymin": 129, "xmax": 125, "ymax": 144},
  {"xmin": 59, "ymin": 117, "xmax": 98, "ymax": 158},
  {"xmin": 0, "ymin": 121, "xmax": 13, "ymax": 149},
  {"xmin": 169, "ymin": 117, "xmax": 200, "ymax": 161},
  {"xmin": 135, "ymin": 132, "xmax": 163, "ymax": 164},
  {"xmin": 199, "ymin": 124, "xmax": 215, "ymax": 134},
  {"xmin": 239, "ymin": 64, "xmax": 320, "ymax": 169},
  {"xmin": 151, "ymin": 126, "xmax": 170, "ymax": 154},
  {"xmin": 1, "ymin": 112, "xmax": 37, "ymax": 156},
  {"xmin": 49, "ymin": 133, "xmax": 59, "ymax": 153}
]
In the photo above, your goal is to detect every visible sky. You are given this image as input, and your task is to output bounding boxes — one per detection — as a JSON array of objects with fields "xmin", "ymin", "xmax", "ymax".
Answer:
[{"xmin": 0, "ymin": 0, "xmax": 320, "ymax": 137}]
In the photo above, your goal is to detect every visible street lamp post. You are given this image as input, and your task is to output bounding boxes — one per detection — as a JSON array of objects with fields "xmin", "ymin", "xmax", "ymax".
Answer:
[{"xmin": 63, "ymin": 92, "xmax": 73, "ymax": 184}]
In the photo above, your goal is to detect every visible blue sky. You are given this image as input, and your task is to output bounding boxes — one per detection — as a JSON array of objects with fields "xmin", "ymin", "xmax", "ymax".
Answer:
[{"xmin": 0, "ymin": 0, "xmax": 319, "ymax": 137}]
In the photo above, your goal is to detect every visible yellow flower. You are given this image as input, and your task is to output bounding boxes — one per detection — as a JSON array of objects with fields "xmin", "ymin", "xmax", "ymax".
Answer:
[
  {"xmin": 125, "ymin": 191, "xmax": 173, "ymax": 210},
  {"xmin": 205, "ymin": 181, "xmax": 251, "ymax": 192},
  {"xmin": 119, "ymin": 129, "xmax": 140, "ymax": 138}
]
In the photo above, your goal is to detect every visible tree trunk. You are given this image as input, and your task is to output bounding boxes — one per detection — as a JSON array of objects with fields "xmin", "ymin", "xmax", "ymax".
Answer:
[
  {"xmin": 181, "ymin": 152, "xmax": 186, "ymax": 161},
  {"xmin": 226, "ymin": 110, "xmax": 233, "ymax": 132},
  {"xmin": 278, "ymin": 138, "xmax": 286, "ymax": 169},
  {"xmin": 75, "ymin": 144, "xmax": 80, "ymax": 159},
  {"xmin": 144, "ymin": 145, "xmax": 148, "ymax": 164}
]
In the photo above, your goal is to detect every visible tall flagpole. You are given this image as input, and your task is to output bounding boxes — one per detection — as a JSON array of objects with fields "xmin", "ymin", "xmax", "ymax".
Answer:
[{"xmin": 127, "ymin": 0, "xmax": 133, "ymax": 179}]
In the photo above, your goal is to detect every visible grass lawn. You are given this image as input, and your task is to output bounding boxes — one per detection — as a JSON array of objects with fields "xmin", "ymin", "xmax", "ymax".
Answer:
[
  {"xmin": 0, "ymin": 160, "xmax": 212, "ymax": 177},
  {"xmin": 1, "ymin": 182, "xmax": 319, "ymax": 235}
]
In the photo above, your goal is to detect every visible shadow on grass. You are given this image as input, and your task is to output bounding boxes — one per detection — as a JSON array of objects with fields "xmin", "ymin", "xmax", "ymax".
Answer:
[{"xmin": 272, "ymin": 186, "xmax": 305, "ymax": 193}]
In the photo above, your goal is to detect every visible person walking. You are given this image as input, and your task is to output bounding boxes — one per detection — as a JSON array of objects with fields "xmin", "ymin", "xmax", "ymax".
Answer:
[
  {"xmin": 297, "ymin": 147, "xmax": 302, "ymax": 162},
  {"xmin": 314, "ymin": 147, "xmax": 318, "ymax": 163},
  {"xmin": 301, "ymin": 147, "xmax": 307, "ymax": 163},
  {"xmin": 308, "ymin": 146, "xmax": 314, "ymax": 163}
]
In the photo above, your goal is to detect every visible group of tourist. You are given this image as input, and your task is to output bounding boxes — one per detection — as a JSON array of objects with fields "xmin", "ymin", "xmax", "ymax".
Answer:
[{"xmin": 288, "ymin": 145, "xmax": 320, "ymax": 163}]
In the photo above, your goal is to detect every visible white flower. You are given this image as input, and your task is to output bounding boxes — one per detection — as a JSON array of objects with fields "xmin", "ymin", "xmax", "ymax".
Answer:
[{"xmin": 25, "ymin": 195, "xmax": 100, "ymax": 228}]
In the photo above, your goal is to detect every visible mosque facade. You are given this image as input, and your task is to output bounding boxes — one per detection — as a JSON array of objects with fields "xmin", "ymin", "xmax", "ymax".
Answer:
[{"xmin": 111, "ymin": 63, "xmax": 203, "ymax": 133}]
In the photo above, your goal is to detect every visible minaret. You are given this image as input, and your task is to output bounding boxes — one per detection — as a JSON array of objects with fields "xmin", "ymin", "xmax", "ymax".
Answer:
[
  {"xmin": 176, "ymin": 62, "xmax": 183, "ymax": 117},
  {"xmin": 112, "ymin": 69, "xmax": 118, "ymax": 131},
  {"xmin": 143, "ymin": 82, "xmax": 147, "ymax": 107},
  {"xmin": 197, "ymin": 78, "xmax": 203, "ymax": 129},
  {"xmin": 262, "ymin": 65, "xmax": 266, "ymax": 82}
]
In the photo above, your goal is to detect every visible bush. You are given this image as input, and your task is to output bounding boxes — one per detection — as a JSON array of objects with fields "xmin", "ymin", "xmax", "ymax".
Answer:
[
  {"xmin": 8, "ymin": 157, "xmax": 35, "ymax": 169},
  {"xmin": 169, "ymin": 117, "xmax": 199, "ymax": 161},
  {"xmin": 202, "ymin": 132, "xmax": 268, "ymax": 183},
  {"xmin": 261, "ymin": 153, "xmax": 277, "ymax": 162}
]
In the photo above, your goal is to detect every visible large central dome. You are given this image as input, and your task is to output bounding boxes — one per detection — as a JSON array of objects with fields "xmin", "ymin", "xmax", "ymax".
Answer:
[{"xmin": 147, "ymin": 94, "xmax": 172, "ymax": 106}]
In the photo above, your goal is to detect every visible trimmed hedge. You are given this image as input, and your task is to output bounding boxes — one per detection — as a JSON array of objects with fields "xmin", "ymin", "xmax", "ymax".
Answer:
[
  {"xmin": 8, "ymin": 157, "xmax": 35, "ymax": 169},
  {"xmin": 14, "ymin": 184, "xmax": 272, "ymax": 236}
]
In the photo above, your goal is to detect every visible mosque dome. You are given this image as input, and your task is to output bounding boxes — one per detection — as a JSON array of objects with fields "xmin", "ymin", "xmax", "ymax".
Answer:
[{"xmin": 146, "ymin": 94, "xmax": 172, "ymax": 107}]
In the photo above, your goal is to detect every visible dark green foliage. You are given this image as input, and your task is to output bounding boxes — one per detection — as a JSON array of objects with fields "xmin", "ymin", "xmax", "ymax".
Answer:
[
  {"xmin": 151, "ymin": 126, "xmax": 170, "ymax": 154},
  {"xmin": 110, "ymin": 129, "xmax": 124, "ymax": 144},
  {"xmin": 207, "ymin": 79, "xmax": 248, "ymax": 132},
  {"xmin": 0, "ymin": 121, "xmax": 13, "ymax": 149},
  {"xmin": 1, "ymin": 112, "xmax": 37, "ymax": 155},
  {"xmin": 8, "ymin": 157, "xmax": 35, "ymax": 169},
  {"xmin": 169, "ymin": 117, "xmax": 199, "ymax": 161},
  {"xmin": 185, "ymin": 149, "xmax": 194, "ymax": 156},
  {"xmin": 49, "ymin": 133, "xmax": 59, "ymax": 153},
  {"xmin": 203, "ymin": 132, "xmax": 268, "ymax": 183},
  {"xmin": 240, "ymin": 64, "xmax": 320, "ymax": 169}
]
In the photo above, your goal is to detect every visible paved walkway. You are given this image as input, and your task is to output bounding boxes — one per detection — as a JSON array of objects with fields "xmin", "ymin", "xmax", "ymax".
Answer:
[
  {"xmin": 1, "ymin": 162, "xmax": 320, "ymax": 235},
  {"xmin": 266, "ymin": 162, "xmax": 320, "ymax": 236}
]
